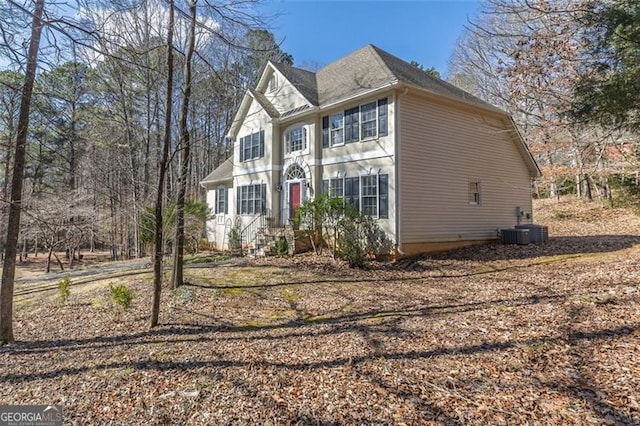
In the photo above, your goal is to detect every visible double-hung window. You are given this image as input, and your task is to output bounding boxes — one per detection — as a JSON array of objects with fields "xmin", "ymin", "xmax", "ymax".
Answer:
[
  {"xmin": 469, "ymin": 181, "xmax": 481, "ymax": 205},
  {"xmin": 322, "ymin": 98, "xmax": 389, "ymax": 147},
  {"xmin": 360, "ymin": 102, "xmax": 377, "ymax": 139},
  {"xmin": 330, "ymin": 113, "xmax": 344, "ymax": 146},
  {"xmin": 285, "ymin": 125, "xmax": 307, "ymax": 154},
  {"xmin": 322, "ymin": 174, "xmax": 388, "ymax": 218},
  {"xmin": 329, "ymin": 178, "xmax": 344, "ymax": 198},
  {"xmin": 239, "ymin": 130, "xmax": 264, "ymax": 162},
  {"xmin": 216, "ymin": 187, "xmax": 228, "ymax": 214},
  {"xmin": 344, "ymin": 177, "xmax": 360, "ymax": 210},
  {"xmin": 361, "ymin": 175, "xmax": 378, "ymax": 216},
  {"xmin": 237, "ymin": 183, "xmax": 266, "ymax": 215},
  {"xmin": 344, "ymin": 107, "xmax": 360, "ymax": 144}
]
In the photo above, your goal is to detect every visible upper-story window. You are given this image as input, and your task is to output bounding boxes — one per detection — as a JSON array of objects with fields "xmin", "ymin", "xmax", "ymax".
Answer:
[
  {"xmin": 284, "ymin": 125, "xmax": 308, "ymax": 155},
  {"xmin": 239, "ymin": 130, "xmax": 264, "ymax": 162},
  {"xmin": 322, "ymin": 98, "xmax": 388, "ymax": 148},
  {"xmin": 360, "ymin": 102, "xmax": 377, "ymax": 139},
  {"xmin": 267, "ymin": 74, "xmax": 278, "ymax": 93},
  {"xmin": 330, "ymin": 113, "xmax": 344, "ymax": 146}
]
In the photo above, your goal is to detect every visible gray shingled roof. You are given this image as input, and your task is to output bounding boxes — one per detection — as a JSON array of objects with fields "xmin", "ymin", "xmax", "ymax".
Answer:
[
  {"xmin": 369, "ymin": 45, "xmax": 499, "ymax": 111},
  {"xmin": 200, "ymin": 157, "xmax": 232, "ymax": 186},
  {"xmin": 270, "ymin": 44, "xmax": 500, "ymax": 113},
  {"xmin": 270, "ymin": 62, "xmax": 318, "ymax": 105},
  {"xmin": 315, "ymin": 45, "xmax": 396, "ymax": 106},
  {"xmin": 249, "ymin": 89, "xmax": 280, "ymax": 118}
]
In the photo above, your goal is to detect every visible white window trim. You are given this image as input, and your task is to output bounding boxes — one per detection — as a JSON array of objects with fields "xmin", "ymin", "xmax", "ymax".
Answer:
[
  {"xmin": 323, "ymin": 98, "xmax": 388, "ymax": 149},
  {"xmin": 283, "ymin": 123, "xmax": 309, "ymax": 157},
  {"xmin": 330, "ymin": 112, "xmax": 345, "ymax": 147},
  {"xmin": 238, "ymin": 183, "xmax": 265, "ymax": 216},
  {"xmin": 240, "ymin": 129, "xmax": 264, "ymax": 162},
  {"xmin": 268, "ymin": 74, "xmax": 278, "ymax": 93},
  {"xmin": 359, "ymin": 101, "xmax": 378, "ymax": 141},
  {"xmin": 359, "ymin": 172, "xmax": 380, "ymax": 218},
  {"xmin": 324, "ymin": 173, "xmax": 384, "ymax": 219},
  {"xmin": 468, "ymin": 180, "xmax": 481, "ymax": 206},
  {"xmin": 216, "ymin": 186, "xmax": 227, "ymax": 216}
]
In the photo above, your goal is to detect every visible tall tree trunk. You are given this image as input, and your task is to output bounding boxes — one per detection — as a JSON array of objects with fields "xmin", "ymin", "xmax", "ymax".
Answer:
[
  {"xmin": 150, "ymin": 0, "xmax": 175, "ymax": 327},
  {"xmin": 46, "ymin": 246, "xmax": 53, "ymax": 274},
  {"xmin": 0, "ymin": 0, "xmax": 45, "ymax": 344},
  {"xmin": 171, "ymin": 0, "xmax": 197, "ymax": 289}
]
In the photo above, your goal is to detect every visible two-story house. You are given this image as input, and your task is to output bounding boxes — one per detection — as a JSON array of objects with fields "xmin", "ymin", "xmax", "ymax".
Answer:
[{"xmin": 200, "ymin": 44, "xmax": 540, "ymax": 255}]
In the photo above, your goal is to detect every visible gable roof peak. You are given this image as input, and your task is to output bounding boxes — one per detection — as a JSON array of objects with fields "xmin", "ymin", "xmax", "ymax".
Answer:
[
  {"xmin": 255, "ymin": 44, "xmax": 504, "ymax": 116},
  {"xmin": 267, "ymin": 61, "xmax": 319, "ymax": 105}
]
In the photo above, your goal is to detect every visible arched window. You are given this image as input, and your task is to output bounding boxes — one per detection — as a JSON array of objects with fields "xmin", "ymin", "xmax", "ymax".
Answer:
[
  {"xmin": 268, "ymin": 74, "xmax": 278, "ymax": 92},
  {"xmin": 285, "ymin": 164, "xmax": 306, "ymax": 181},
  {"xmin": 284, "ymin": 125, "xmax": 307, "ymax": 154}
]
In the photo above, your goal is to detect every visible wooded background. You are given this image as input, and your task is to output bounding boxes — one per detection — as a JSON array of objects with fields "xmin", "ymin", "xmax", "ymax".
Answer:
[
  {"xmin": 0, "ymin": 0, "xmax": 292, "ymax": 261},
  {"xmin": 0, "ymin": 0, "xmax": 638, "ymax": 261}
]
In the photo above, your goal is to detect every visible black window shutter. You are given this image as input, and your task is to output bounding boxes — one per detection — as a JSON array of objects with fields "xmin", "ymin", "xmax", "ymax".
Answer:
[
  {"xmin": 353, "ymin": 177, "xmax": 359, "ymax": 211},
  {"xmin": 322, "ymin": 116, "xmax": 329, "ymax": 148},
  {"xmin": 239, "ymin": 137, "xmax": 244, "ymax": 162},
  {"xmin": 224, "ymin": 187, "xmax": 229, "ymax": 214},
  {"xmin": 259, "ymin": 130, "xmax": 265, "ymax": 158},
  {"xmin": 345, "ymin": 177, "xmax": 359, "ymax": 210},
  {"xmin": 236, "ymin": 187, "xmax": 241, "ymax": 214},
  {"xmin": 261, "ymin": 183, "xmax": 267, "ymax": 213},
  {"xmin": 379, "ymin": 174, "xmax": 388, "ymax": 218},
  {"xmin": 345, "ymin": 177, "xmax": 351, "ymax": 198},
  {"xmin": 345, "ymin": 107, "xmax": 359, "ymax": 143},
  {"xmin": 378, "ymin": 98, "xmax": 388, "ymax": 136},
  {"xmin": 322, "ymin": 179, "xmax": 329, "ymax": 194}
]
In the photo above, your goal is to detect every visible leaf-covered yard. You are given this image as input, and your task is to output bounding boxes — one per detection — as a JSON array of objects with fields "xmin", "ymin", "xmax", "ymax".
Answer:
[{"xmin": 1, "ymin": 198, "xmax": 639, "ymax": 425}]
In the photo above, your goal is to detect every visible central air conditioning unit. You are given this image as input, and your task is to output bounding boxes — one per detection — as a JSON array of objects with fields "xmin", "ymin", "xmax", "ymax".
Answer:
[
  {"xmin": 501, "ymin": 228, "xmax": 530, "ymax": 245},
  {"xmin": 515, "ymin": 224, "xmax": 548, "ymax": 243}
]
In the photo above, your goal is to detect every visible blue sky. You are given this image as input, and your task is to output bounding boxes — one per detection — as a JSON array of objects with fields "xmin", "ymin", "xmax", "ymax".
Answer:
[{"xmin": 261, "ymin": 0, "xmax": 481, "ymax": 76}]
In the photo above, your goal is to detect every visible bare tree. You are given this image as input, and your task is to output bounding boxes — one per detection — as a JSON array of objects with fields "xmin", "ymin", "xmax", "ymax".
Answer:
[
  {"xmin": 448, "ymin": 0, "xmax": 622, "ymax": 200},
  {"xmin": 171, "ymin": 0, "xmax": 197, "ymax": 289},
  {"xmin": 1, "ymin": 0, "xmax": 45, "ymax": 344},
  {"xmin": 150, "ymin": 0, "xmax": 175, "ymax": 328}
]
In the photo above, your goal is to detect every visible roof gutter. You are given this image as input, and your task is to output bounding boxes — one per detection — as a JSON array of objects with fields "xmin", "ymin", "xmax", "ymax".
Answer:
[
  {"xmin": 395, "ymin": 81, "xmax": 507, "ymax": 117},
  {"xmin": 273, "ymin": 80, "xmax": 401, "ymax": 124},
  {"xmin": 320, "ymin": 80, "xmax": 400, "ymax": 112}
]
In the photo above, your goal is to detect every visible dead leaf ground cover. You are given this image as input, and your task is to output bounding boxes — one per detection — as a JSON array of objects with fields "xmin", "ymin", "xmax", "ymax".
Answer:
[{"xmin": 1, "ymin": 197, "xmax": 639, "ymax": 425}]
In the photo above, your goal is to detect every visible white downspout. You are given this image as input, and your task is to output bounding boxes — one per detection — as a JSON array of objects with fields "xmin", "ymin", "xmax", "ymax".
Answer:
[{"xmin": 395, "ymin": 86, "xmax": 409, "ymax": 257}]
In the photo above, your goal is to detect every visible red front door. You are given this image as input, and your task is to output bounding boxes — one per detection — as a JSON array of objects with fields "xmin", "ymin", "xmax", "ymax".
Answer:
[{"xmin": 289, "ymin": 182, "xmax": 301, "ymax": 220}]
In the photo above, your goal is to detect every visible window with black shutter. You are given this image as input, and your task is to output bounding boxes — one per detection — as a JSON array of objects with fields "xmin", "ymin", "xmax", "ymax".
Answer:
[
  {"xmin": 239, "ymin": 130, "xmax": 265, "ymax": 162},
  {"xmin": 344, "ymin": 107, "xmax": 359, "ymax": 143},
  {"xmin": 378, "ymin": 98, "xmax": 388, "ymax": 136},
  {"xmin": 322, "ymin": 117, "xmax": 329, "ymax": 148},
  {"xmin": 237, "ymin": 183, "xmax": 267, "ymax": 214},
  {"xmin": 344, "ymin": 177, "xmax": 360, "ymax": 210},
  {"xmin": 378, "ymin": 174, "xmax": 388, "ymax": 218},
  {"xmin": 323, "ymin": 98, "xmax": 388, "ymax": 147},
  {"xmin": 216, "ymin": 186, "xmax": 228, "ymax": 214}
]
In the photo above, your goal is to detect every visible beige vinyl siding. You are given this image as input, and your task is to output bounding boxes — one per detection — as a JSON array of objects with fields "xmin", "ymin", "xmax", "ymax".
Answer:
[{"xmin": 398, "ymin": 92, "xmax": 533, "ymax": 245}]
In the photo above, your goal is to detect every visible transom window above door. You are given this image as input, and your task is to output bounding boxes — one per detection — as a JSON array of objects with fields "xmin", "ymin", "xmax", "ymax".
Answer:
[
  {"xmin": 284, "ymin": 125, "xmax": 308, "ymax": 155},
  {"xmin": 285, "ymin": 164, "xmax": 306, "ymax": 180}
]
